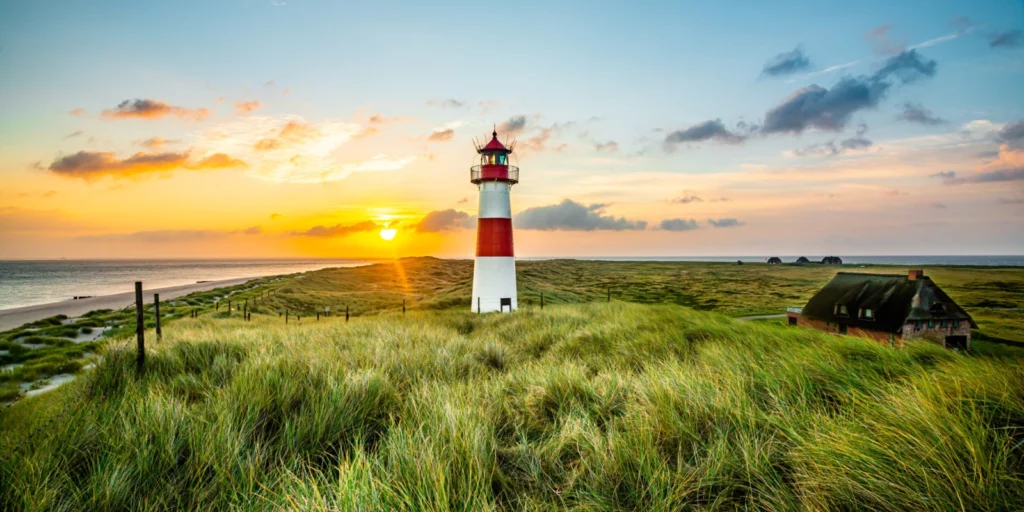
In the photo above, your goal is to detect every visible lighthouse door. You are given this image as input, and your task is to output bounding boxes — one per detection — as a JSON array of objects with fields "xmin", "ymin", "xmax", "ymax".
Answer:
[{"xmin": 500, "ymin": 298, "xmax": 512, "ymax": 312}]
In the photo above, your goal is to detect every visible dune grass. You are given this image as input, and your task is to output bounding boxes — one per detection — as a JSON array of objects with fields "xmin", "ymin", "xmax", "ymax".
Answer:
[{"xmin": 2, "ymin": 303, "xmax": 1022, "ymax": 510}]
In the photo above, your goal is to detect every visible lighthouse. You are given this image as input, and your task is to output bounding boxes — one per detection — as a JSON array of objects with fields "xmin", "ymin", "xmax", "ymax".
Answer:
[{"xmin": 470, "ymin": 130, "xmax": 519, "ymax": 313}]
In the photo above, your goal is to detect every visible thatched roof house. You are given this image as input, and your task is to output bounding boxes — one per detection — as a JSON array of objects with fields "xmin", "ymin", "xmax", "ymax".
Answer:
[
  {"xmin": 789, "ymin": 269, "xmax": 975, "ymax": 349},
  {"xmin": 767, "ymin": 257, "xmax": 782, "ymax": 265},
  {"xmin": 796, "ymin": 256, "xmax": 810, "ymax": 264},
  {"xmin": 821, "ymin": 256, "xmax": 843, "ymax": 264}
]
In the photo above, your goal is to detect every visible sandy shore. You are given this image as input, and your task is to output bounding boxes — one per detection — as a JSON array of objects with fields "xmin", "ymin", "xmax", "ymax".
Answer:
[{"xmin": 0, "ymin": 277, "xmax": 258, "ymax": 332}]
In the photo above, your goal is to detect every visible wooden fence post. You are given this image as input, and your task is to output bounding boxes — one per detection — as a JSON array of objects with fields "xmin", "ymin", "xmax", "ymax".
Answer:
[
  {"xmin": 403, "ymin": 299, "xmax": 406, "ymax": 315},
  {"xmin": 286, "ymin": 310, "xmax": 289, "ymax": 324},
  {"xmin": 243, "ymin": 301, "xmax": 247, "ymax": 321},
  {"xmin": 316, "ymin": 312, "xmax": 320, "ymax": 321},
  {"xmin": 541, "ymin": 292, "xmax": 544, "ymax": 310},
  {"xmin": 154, "ymin": 293, "xmax": 162, "ymax": 341},
  {"xmin": 477, "ymin": 297, "xmax": 481, "ymax": 314},
  {"xmin": 346, "ymin": 305, "xmax": 349, "ymax": 322},
  {"xmin": 135, "ymin": 282, "xmax": 145, "ymax": 371},
  {"xmin": 607, "ymin": 287, "xmax": 611, "ymax": 302}
]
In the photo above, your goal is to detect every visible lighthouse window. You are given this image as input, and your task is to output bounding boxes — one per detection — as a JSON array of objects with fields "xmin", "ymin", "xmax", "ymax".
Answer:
[{"xmin": 497, "ymin": 154, "xmax": 507, "ymax": 165}]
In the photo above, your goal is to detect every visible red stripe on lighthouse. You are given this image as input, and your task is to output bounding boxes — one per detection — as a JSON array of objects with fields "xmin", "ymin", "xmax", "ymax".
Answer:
[{"xmin": 476, "ymin": 218, "xmax": 514, "ymax": 257}]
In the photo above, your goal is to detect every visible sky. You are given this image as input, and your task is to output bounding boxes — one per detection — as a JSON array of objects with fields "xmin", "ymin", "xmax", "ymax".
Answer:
[{"xmin": 1, "ymin": 0, "xmax": 1022, "ymax": 259}]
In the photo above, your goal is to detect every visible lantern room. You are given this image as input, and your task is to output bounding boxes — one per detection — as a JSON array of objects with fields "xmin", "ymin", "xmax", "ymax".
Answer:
[{"xmin": 471, "ymin": 130, "xmax": 519, "ymax": 185}]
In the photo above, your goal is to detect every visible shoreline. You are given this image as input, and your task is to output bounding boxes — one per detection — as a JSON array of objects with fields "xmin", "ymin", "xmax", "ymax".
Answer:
[{"xmin": 0, "ymin": 276, "xmax": 259, "ymax": 332}]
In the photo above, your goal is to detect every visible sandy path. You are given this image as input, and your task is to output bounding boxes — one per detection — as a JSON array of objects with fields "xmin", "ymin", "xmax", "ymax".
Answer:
[{"xmin": 0, "ymin": 277, "xmax": 258, "ymax": 332}]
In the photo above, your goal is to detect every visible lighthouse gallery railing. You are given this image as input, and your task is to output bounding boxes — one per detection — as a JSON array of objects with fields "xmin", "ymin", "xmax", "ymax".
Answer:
[{"xmin": 470, "ymin": 165, "xmax": 518, "ymax": 184}]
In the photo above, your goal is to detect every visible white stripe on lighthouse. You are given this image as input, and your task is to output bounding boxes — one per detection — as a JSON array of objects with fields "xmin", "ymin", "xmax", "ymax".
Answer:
[{"xmin": 477, "ymin": 182, "xmax": 512, "ymax": 218}]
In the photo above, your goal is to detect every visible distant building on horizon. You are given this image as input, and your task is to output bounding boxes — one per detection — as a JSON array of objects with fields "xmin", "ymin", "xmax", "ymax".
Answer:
[
  {"xmin": 821, "ymin": 256, "xmax": 843, "ymax": 264},
  {"xmin": 787, "ymin": 269, "xmax": 975, "ymax": 349},
  {"xmin": 767, "ymin": 257, "xmax": 782, "ymax": 265},
  {"xmin": 795, "ymin": 256, "xmax": 810, "ymax": 264}
]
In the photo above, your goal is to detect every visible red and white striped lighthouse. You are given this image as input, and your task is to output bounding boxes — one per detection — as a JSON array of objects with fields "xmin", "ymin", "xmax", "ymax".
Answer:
[{"xmin": 470, "ymin": 130, "xmax": 519, "ymax": 313}]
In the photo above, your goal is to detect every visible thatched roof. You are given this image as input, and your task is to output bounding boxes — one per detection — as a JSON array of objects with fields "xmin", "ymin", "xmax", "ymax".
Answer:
[{"xmin": 801, "ymin": 272, "xmax": 975, "ymax": 333}]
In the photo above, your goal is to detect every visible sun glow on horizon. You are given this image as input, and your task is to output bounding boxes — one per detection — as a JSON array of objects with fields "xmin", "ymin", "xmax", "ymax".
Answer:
[{"xmin": 379, "ymin": 228, "xmax": 397, "ymax": 241}]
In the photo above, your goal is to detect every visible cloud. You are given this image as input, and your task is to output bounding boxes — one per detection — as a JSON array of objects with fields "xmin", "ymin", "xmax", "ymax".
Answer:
[
  {"xmin": 670, "ymin": 195, "xmax": 703, "ymax": 204},
  {"xmin": 428, "ymin": 128, "xmax": 455, "ymax": 142},
  {"xmin": 793, "ymin": 135, "xmax": 873, "ymax": 157},
  {"xmin": 101, "ymin": 99, "xmax": 210, "ymax": 121},
  {"xmin": 427, "ymin": 99, "xmax": 465, "ymax": 109},
  {"xmin": 238, "ymin": 225, "xmax": 262, "ymax": 235},
  {"xmin": 368, "ymin": 113, "xmax": 410, "ymax": 124},
  {"xmin": 989, "ymin": 30, "xmax": 1021, "ymax": 49},
  {"xmin": 998, "ymin": 120, "xmax": 1024, "ymax": 145},
  {"xmin": 289, "ymin": 220, "xmax": 379, "ymax": 237},
  {"xmin": 940, "ymin": 145, "xmax": 1024, "ymax": 185},
  {"xmin": 998, "ymin": 197, "xmax": 1024, "ymax": 205},
  {"xmin": 498, "ymin": 115, "xmax": 528, "ymax": 135},
  {"xmin": 594, "ymin": 141, "xmax": 619, "ymax": 152},
  {"xmin": 929, "ymin": 202, "xmax": 947, "ymax": 209},
  {"xmin": 68, "ymin": 108, "xmax": 86, "ymax": 117},
  {"xmin": 896, "ymin": 102, "xmax": 945, "ymax": 125},
  {"xmin": 762, "ymin": 46, "xmax": 812, "ymax": 77},
  {"xmin": 135, "ymin": 137, "xmax": 180, "ymax": 149},
  {"xmin": 415, "ymin": 209, "xmax": 476, "ymax": 232},
  {"xmin": 762, "ymin": 50, "xmax": 936, "ymax": 134},
  {"xmin": 63, "ymin": 130, "xmax": 83, "ymax": 139},
  {"xmin": 48, "ymin": 150, "xmax": 246, "ymax": 179},
  {"xmin": 930, "ymin": 170, "xmax": 956, "ymax": 179},
  {"xmin": 234, "ymin": 100, "xmax": 261, "ymax": 114},
  {"xmin": 866, "ymin": 24, "xmax": 906, "ymax": 55},
  {"xmin": 270, "ymin": 213, "xmax": 281, "ymax": 220},
  {"xmin": 194, "ymin": 115, "xmax": 417, "ymax": 183},
  {"xmin": 514, "ymin": 199, "xmax": 647, "ymax": 231},
  {"xmin": 707, "ymin": 218, "xmax": 744, "ymax": 228},
  {"xmin": 664, "ymin": 119, "xmax": 745, "ymax": 149},
  {"xmin": 658, "ymin": 218, "xmax": 699, "ymax": 231},
  {"xmin": 456, "ymin": 196, "xmax": 469, "ymax": 204}
]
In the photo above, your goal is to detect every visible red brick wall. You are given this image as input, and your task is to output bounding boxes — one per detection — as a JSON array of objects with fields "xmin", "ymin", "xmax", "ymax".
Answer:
[
  {"xmin": 902, "ymin": 321, "xmax": 971, "ymax": 348},
  {"xmin": 796, "ymin": 315, "xmax": 896, "ymax": 346}
]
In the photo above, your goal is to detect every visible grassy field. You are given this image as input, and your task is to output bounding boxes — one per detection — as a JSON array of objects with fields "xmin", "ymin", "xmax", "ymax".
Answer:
[
  {"xmin": 3, "ymin": 258, "xmax": 1023, "ymax": 403},
  {"xmin": 1, "ymin": 301, "xmax": 1022, "ymax": 510},
  {"xmin": 1, "ymin": 258, "xmax": 1023, "ymax": 509}
]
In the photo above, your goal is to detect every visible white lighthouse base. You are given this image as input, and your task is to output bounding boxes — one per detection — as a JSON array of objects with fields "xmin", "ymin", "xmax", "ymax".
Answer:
[{"xmin": 471, "ymin": 257, "xmax": 518, "ymax": 313}]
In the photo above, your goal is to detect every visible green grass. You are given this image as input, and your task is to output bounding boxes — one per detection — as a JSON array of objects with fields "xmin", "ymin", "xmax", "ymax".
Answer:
[{"xmin": 1, "ymin": 302, "xmax": 1023, "ymax": 510}]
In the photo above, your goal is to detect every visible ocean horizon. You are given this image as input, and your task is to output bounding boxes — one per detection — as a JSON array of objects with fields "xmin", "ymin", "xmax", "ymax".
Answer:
[{"xmin": 1, "ymin": 255, "xmax": 1021, "ymax": 312}]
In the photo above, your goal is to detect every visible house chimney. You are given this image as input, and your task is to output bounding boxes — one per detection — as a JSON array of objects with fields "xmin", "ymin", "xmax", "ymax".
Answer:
[{"xmin": 908, "ymin": 269, "xmax": 924, "ymax": 281}]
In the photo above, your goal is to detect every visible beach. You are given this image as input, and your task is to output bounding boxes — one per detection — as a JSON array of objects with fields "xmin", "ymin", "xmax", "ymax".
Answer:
[{"xmin": 0, "ymin": 277, "xmax": 257, "ymax": 332}]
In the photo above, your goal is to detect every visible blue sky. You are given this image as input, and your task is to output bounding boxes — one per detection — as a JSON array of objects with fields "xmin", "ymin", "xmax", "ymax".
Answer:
[{"xmin": 0, "ymin": 0, "xmax": 1022, "ymax": 258}]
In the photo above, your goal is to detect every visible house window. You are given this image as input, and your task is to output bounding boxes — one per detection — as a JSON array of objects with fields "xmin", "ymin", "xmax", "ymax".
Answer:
[
  {"xmin": 835, "ymin": 304, "xmax": 849, "ymax": 316},
  {"xmin": 953, "ymin": 320, "xmax": 960, "ymax": 328},
  {"xmin": 940, "ymin": 319, "xmax": 947, "ymax": 328},
  {"xmin": 914, "ymin": 320, "xmax": 921, "ymax": 329},
  {"xmin": 861, "ymin": 308, "xmax": 874, "ymax": 319},
  {"xmin": 838, "ymin": 324, "xmax": 848, "ymax": 334},
  {"xmin": 928, "ymin": 319, "xmax": 935, "ymax": 328}
]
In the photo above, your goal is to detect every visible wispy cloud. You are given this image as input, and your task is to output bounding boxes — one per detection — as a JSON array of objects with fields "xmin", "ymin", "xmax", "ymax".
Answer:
[
  {"xmin": 762, "ymin": 46, "xmax": 812, "ymax": 77},
  {"xmin": 234, "ymin": 100, "xmax": 261, "ymax": 114},
  {"xmin": 193, "ymin": 115, "xmax": 417, "ymax": 183},
  {"xmin": 289, "ymin": 221, "xmax": 379, "ymax": 237},
  {"xmin": 100, "ymin": 99, "xmax": 210, "ymax": 121},
  {"xmin": 48, "ymin": 150, "xmax": 246, "ymax": 180}
]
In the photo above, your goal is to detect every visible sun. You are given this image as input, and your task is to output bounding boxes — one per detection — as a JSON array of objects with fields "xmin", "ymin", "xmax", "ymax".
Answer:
[{"xmin": 379, "ymin": 228, "xmax": 397, "ymax": 241}]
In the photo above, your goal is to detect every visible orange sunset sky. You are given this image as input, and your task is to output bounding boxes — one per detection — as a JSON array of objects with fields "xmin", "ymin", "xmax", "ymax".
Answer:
[{"xmin": 1, "ymin": 1, "xmax": 1022, "ymax": 259}]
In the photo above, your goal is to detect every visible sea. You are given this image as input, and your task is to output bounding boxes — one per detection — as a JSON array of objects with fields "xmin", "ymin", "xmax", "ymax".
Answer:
[
  {"xmin": 0, "ymin": 255, "xmax": 1021, "ymax": 312},
  {"xmin": 0, "ymin": 259, "xmax": 372, "ymax": 311}
]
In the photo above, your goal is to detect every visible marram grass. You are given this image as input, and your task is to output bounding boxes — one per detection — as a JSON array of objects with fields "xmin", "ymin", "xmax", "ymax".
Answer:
[{"xmin": 1, "ymin": 303, "xmax": 1022, "ymax": 511}]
